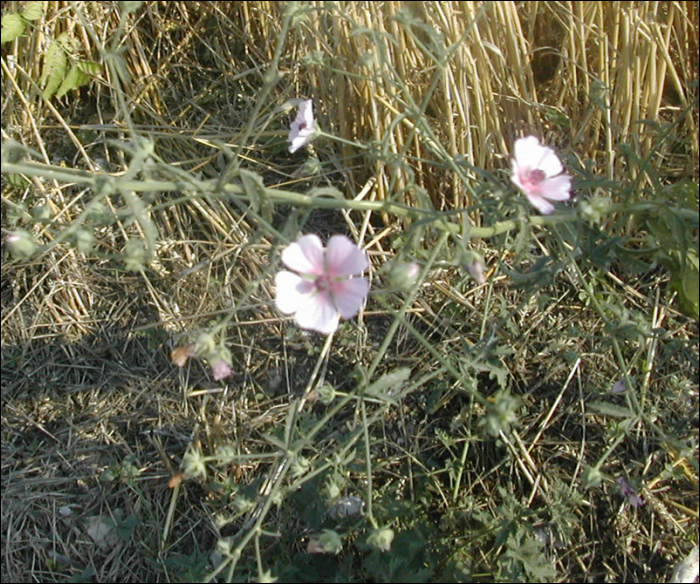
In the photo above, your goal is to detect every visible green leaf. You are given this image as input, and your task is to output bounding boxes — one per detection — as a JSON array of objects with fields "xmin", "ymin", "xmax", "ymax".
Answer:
[
  {"xmin": 365, "ymin": 367, "xmax": 412, "ymax": 402},
  {"xmin": 587, "ymin": 401, "xmax": 635, "ymax": 418},
  {"xmin": 77, "ymin": 60, "xmax": 102, "ymax": 76},
  {"xmin": 56, "ymin": 64, "xmax": 89, "ymax": 98},
  {"xmin": 239, "ymin": 168, "xmax": 266, "ymax": 213},
  {"xmin": 1, "ymin": 13, "xmax": 25, "ymax": 44},
  {"xmin": 120, "ymin": 1, "xmax": 144, "ymax": 14},
  {"xmin": 677, "ymin": 249, "xmax": 699, "ymax": 320},
  {"xmin": 41, "ymin": 35, "xmax": 68, "ymax": 100},
  {"xmin": 21, "ymin": 1, "xmax": 45, "ymax": 21}
]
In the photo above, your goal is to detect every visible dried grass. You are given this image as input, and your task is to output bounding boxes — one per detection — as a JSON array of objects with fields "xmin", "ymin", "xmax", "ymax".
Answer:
[{"xmin": 1, "ymin": 1, "xmax": 698, "ymax": 582}]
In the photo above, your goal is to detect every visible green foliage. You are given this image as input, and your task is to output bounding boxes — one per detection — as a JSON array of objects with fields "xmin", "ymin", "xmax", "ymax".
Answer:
[
  {"xmin": 41, "ymin": 33, "xmax": 70, "ymax": 100},
  {"xmin": 37, "ymin": 30, "xmax": 102, "ymax": 100},
  {"xmin": 498, "ymin": 527, "xmax": 557, "ymax": 583},
  {"xmin": 1, "ymin": 2, "xmax": 44, "ymax": 44},
  {"xmin": 359, "ymin": 525, "xmax": 435, "ymax": 583},
  {"xmin": 1, "ymin": 13, "xmax": 25, "ymax": 44}
]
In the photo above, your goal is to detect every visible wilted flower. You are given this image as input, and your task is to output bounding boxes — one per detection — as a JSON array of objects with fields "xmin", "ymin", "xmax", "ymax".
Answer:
[
  {"xmin": 171, "ymin": 344, "xmax": 196, "ymax": 367},
  {"xmin": 210, "ymin": 347, "xmax": 233, "ymax": 381},
  {"xmin": 211, "ymin": 359, "xmax": 232, "ymax": 381},
  {"xmin": 288, "ymin": 99, "xmax": 316, "ymax": 153},
  {"xmin": 511, "ymin": 136, "xmax": 572, "ymax": 214},
  {"xmin": 275, "ymin": 234, "xmax": 369, "ymax": 335},
  {"xmin": 616, "ymin": 477, "xmax": 644, "ymax": 508}
]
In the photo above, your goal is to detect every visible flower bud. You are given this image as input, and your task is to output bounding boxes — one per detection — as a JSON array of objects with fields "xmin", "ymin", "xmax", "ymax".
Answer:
[
  {"xmin": 7, "ymin": 229, "xmax": 36, "ymax": 259},
  {"xmin": 389, "ymin": 262, "xmax": 420, "ymax": 291},
  {"xmin": 367, "ymin": 526, "xmax": 395, "ymax": 552},
  {"xmin": 307, "ymin": 529, "xmax": 343, "ymax": 555}
]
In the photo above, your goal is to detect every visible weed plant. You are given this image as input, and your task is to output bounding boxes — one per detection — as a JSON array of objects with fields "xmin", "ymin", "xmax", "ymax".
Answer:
[{"xmin": 1, "ymin": 2, "xmax": 698, "ymax": 582}]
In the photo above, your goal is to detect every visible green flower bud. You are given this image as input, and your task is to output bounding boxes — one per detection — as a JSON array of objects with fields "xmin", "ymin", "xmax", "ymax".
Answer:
[
  {"xmin": 389, "ymin": 262, "xmax": 420, "ymax": 291},
  {"xmin": 7, "ymin": 229, "xmax": 36, "ymax": 259},
  {"xmin": 367, "ymin": 526, "xmax": 395, "ymax": 552},
  {"xmin": 307, "ymin": 529, "xmax": 343, "ymax": 555}
]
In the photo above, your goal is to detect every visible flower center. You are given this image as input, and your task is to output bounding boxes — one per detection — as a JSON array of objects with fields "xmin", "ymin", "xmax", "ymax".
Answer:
[
  {"xmin": 523, "ymin": 168, "xmax": 546, "ymax": 188},
  {"xmin": 315, "ymin": 274, "xmax": 333, "ymax": 294}
]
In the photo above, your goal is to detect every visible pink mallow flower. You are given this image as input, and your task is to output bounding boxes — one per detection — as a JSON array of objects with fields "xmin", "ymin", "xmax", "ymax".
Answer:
[
  {"xmin": 511, "ymin": 136, "xmax": 572, "ymax": 215},
  {"xmin": 288, "ymin": 99, "xmax": 316, "ymax": 153},
  {"xmin": 275, "ymin": 234, "xmax": 369, "ymax": 335}
]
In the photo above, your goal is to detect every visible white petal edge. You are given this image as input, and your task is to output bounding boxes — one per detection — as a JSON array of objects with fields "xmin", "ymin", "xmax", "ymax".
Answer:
[
  {"xmin": 281, "ymin": 234, "xmax": 325, "ymax": 275},
  {"xmin": 526, "ymin": 193, "xmax": 556, "ymax": 215},
  {"xmin": 275, "ymin": 271, "xmax": 305, "ymax": 314}
]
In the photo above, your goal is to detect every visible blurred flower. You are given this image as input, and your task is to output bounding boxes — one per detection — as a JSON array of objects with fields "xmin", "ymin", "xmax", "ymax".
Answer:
[
  {"xmin": 275, "ymin": 234, "xmax": 369, "ymax": 335},
  {"xmin": 616, "ymin": 477, "xmax": 644, "ymax": 508},
  {"xmin": 211, "ymin": 359, "xmax": 232, "ymax": 381},
  {"xmin": 511, "ymin": 136, "xmax": 572, "ymax": 214},
  {"xmin": 612, "ymin": 378, "xmax": 629, "ymax": 393},
  {"xmin": 209, "ymin": 347, "xmax": 233, "ymax": 381},
  {"xmin": 465, "ymin": 259, "xmax": 486, "ymax": 284},
  {"xmin": 288, "ymin": 99, "xmax": 316, "ymax": 153}
]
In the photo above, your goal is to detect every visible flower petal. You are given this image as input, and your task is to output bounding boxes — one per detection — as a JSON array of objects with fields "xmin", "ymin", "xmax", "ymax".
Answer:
[
  {"xmin": 539, "ymin": 175, "xmax": 571, "ymax": 201},
  {"xmin": 275, "ymin": 271, "xmax": 308, "ymax": 314},
  {"xmin": 537, "ymin": 147, "xmax": 564, "ymax": 177},
  {"xmin": 332, "ymin": 277, "xmax": 369, "ymax": 318},
  {"xmin": 513, "ymin": 136, "xmax": 564, "ymax": 177},
  {"xmin": 526, "ymin": 193, "xmax": 556, "ymax": 215},
  {"xmin": 326, "ymin": 235, "xmax": 368, "ymax": 277},
  {"xmin": 281, "ymin": 234, "xmax": 325, "ymax": 275},
  {"xmin": 288, "ymin": 100, "xmax": 316, "ymax": 153},
  {"xmin": 294, "ymin": 292, "xmax": 340, "ymax": 335},
  {"xmin": 513, "ymin": 136, "xmax": 544, "ymax": 169}
]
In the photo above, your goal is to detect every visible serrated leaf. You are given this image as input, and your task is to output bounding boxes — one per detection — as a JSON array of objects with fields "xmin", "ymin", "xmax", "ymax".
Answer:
[
  {"xmin": 41, "ymin": 37, "xmax": 68, "ymax": 100},
  {"xmin": 77, "ymin": 60, "xmax": 102, "ymax": 75},
  {"xmin": 1, "ymin": 13, "xmax": 25, "ymax": 44},
  {"xmin": 21, "ymin": 1, "xmax": 45, "ymax": 21},
  {"xmin": 587, "ymin": 401, "xmax": 635, "ymax": 418},
  {"xmin": 56, "ymin": 64, "xmax": 89, "ymax": 98}
]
